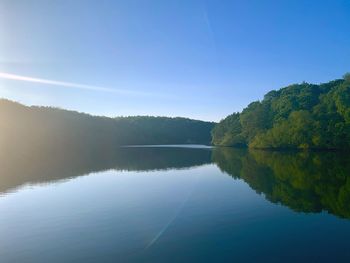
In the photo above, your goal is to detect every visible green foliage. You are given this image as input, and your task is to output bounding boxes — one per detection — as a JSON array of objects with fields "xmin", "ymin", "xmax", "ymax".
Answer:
[
  {"xmin": 344, "ymin": 72, "xmax": 350, "ymax": 82},
  {"xmin": 240, "ymin": 101, "xmax": 273, "ymax": 140},
  {"xmin": 211, "ymin": 113, "xmax": 245, "ymax": 146},
  {"xmin": 250, "ymin": 110, "xmax": 316, "ymax": 149},
  {"xmin": 212, "ymin": 75, "xmax": 350, "ymax": 149}
]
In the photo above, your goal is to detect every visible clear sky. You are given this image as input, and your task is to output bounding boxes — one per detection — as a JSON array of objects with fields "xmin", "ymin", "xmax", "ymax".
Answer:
[{"xmin": 0, "ymin": 0, "xmax": 349, "ymax": 121}]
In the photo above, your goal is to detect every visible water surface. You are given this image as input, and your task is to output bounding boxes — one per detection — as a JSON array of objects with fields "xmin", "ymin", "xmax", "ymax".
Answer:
[{"xmin": 1, "ymin": 146, "xmax": 350, "ymax": 262}]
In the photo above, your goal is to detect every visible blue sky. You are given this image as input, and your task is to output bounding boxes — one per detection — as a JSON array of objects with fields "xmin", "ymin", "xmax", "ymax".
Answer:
[{"xmin": 0, "ymin": 0, "xmax": 349, "ymax": 121}]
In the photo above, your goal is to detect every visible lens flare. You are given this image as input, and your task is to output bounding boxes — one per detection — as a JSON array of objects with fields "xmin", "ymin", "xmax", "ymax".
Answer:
[{"xmin": 0, "ymin": 72, "xmax": 157, "ymax": 97}]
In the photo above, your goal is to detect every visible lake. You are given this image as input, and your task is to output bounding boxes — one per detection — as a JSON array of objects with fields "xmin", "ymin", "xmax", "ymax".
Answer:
[{"xmin": 1, "ymin": 145, "xmax": 350, "ymax": 262}]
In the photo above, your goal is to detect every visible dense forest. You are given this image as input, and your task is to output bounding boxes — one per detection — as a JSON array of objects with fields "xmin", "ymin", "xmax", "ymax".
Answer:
[
  {"xmin": 0, "ymin": 99, "xmax": 214, "ymax": 152},
  {"xmin": 212, "ymin": 74, "xmax": 350, "ymax": 149}
]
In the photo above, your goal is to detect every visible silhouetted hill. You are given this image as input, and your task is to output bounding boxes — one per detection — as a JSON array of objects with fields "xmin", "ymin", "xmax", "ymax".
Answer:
[{"xmin": 0, "ymin": 99, "xmax": 214, "ymax": 152}]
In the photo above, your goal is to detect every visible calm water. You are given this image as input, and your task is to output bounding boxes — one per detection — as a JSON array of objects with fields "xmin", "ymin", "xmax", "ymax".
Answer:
[{"xmin": 1, "ymin": 146, "xmax": 350, "ymax": 262}]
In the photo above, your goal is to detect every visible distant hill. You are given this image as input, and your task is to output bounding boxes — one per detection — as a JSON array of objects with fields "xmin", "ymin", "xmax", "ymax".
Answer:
[
  {"xmin": 0, "ymin": 100, "xmax": 215, "ymax": 153},
  {"xmin": 212, "ymin": 73, "xmax": 350, "ymax": 149}
]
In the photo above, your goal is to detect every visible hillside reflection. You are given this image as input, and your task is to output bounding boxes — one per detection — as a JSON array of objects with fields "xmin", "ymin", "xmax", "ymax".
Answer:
[
  {"xmin": 213, "ymin": 148, "xmax": 350, "ymax": 219},
  {"xmin": 2, "ymin": 144, "xmax": 350, "ymax": 219},
  {"xmin": 0, "ymin": 146, "xmax": 211, "ymax": 194}
]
